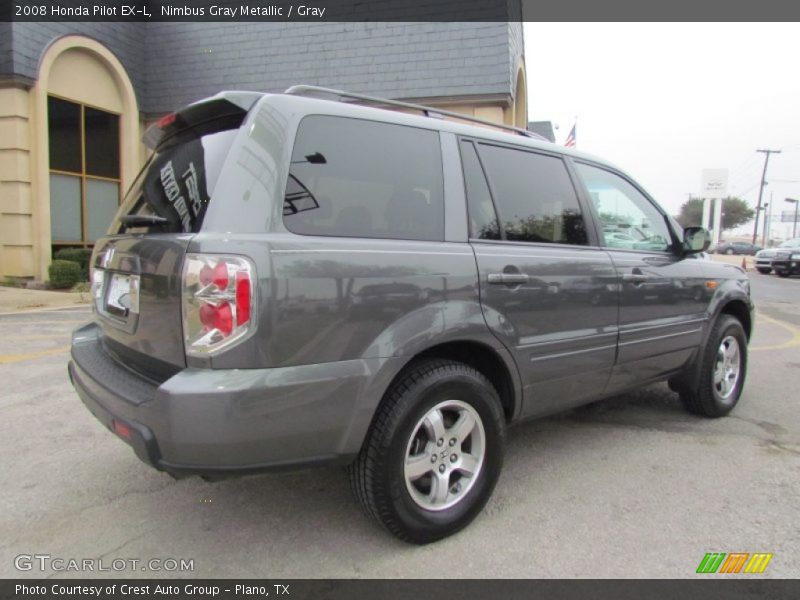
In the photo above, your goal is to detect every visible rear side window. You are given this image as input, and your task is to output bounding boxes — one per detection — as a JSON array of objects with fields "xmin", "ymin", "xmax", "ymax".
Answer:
[
  {"xmin": 283, "ymin": 116, "xmax": 444, "ymax": 241},
  {"xmin": 113, "ymin": 124, "xmax": 238, "ymax": 234},
  {"xmin": 477, "ymin": 143, "xmax": 588, "ymax": 245}
]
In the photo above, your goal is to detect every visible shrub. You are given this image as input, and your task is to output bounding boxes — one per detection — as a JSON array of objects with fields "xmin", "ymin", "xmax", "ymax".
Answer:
[
  {"xmin": 54, "ymin": 248, "xmax": 92, "ymax": 281},
  {"xmin": 48, "ymin": 260, "xmax": 83, "ymax": 289}
]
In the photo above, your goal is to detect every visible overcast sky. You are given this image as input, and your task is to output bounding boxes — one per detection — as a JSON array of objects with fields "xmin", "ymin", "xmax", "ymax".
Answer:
[{"xmin": 523, "ymin": 23, "xmax": 800, "ymax": 239}]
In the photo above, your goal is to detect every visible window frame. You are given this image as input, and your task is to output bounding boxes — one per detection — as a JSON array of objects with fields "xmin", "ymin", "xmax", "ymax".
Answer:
[
  {"xmin": 282, "ymin": 113, "xmax": 446, "ymax": 242},
  {"xmin": 457, "ymin": 139, "xmax": 502, "ymax": 241},
  {"xmin": 457, "ymin": 136, "xmax": 600, "ymax": 248},
  {"xmin": 570, "ymin": 158, "xmax": 681, "ymax": 256},
  {"xmin": 48, "ymin": 94, "xmax": 122, "ymax": 247}
]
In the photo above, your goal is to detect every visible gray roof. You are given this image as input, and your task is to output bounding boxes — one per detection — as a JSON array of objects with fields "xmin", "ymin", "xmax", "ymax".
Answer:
[
  {"xmin": 2, "ymin": 22, "xmax": 524, "ymax": 117},
  {"xmin": 528, "ymin": 121, "xmax": 556, "ymax": 143},
  {"xmin": 4, "ymin": 22, "xmax": 147, "ymax": 97}
]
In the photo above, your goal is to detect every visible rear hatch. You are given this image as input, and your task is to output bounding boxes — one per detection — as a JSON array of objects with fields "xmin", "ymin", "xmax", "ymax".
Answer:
[{"xmin": 90, "ymin": 93, "xmax": 261, "ymax": 380}]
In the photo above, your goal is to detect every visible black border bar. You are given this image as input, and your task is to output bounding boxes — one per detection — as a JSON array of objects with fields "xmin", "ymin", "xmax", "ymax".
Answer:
[
  {"xmin": 2, "ymin": 580, "xmax": 800, "ymax": 600},
  {"xmin": 4, "ymin": 0, "xmax": 800, "ymax": 22}
]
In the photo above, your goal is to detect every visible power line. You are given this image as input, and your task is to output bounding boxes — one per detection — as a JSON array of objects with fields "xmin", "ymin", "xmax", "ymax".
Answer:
[{"xmin": 752, "ymin": 149, "xmax": 782, "ymax": 244}]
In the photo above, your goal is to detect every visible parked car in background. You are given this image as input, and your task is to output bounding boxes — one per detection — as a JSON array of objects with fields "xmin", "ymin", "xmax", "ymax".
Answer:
[
  {"xmin": 755, "ymin": 238, "xmax": 800, "ymax": 274},
  {"xmin": 68, "ymin": 86, "xmax": 754, "ymax": 544},
  {"xmin": 771, "ymin": 246, "xmax": 800, "ymax": 278},
  {"xmin": 715, "ymin": 241, "xmax": 761, "ymax": 256}
]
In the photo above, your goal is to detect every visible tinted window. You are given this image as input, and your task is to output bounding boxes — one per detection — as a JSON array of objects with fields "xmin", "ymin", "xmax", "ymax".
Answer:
[
  {"xmin": 575, "ymin": 163, "xmax": 672, "ymax": 252},
  {"xmin": 84, "ymin": 107, "xmax": 120, "ymax": 178},
  {"xmin": 114, "ymin": 125, "xmax": 238, "ymax": 234},
  {"xmin": 284, "ymin": 116, "xmax": 444, "ymax": 241},
  {"xmin": 48, "ymin": 97, "xmax": 81, "ymax": 173},
  {"xmin": 460, "ymin": 141, "xmax": 500, "ymax": 240},
  {"xmin": 477, "ymin": 144, "xmax": 587, "ymax": 245}
]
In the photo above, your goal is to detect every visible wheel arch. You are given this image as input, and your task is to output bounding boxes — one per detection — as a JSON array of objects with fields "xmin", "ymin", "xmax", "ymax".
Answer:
[
  {"xmin": 408, "ymin": 340, "xmax": 520, "ymax": 422},
  {"xmin": 719, "ymin": 298, "xmax": 752, "ymax": 341}
]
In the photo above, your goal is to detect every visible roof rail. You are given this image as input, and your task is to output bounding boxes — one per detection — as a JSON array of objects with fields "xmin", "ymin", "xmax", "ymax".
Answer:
[{"xmin": 283, "ymin": 85, "xmax": 546, "ymax": 141}]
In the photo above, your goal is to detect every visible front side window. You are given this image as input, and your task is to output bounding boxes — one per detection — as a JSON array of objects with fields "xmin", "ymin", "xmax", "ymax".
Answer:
[
  {"xmin": 283, "ymin": 116, "xmax": 444, "ymax": 241},
  {"xmin": 476, "ymin": 144, "xmax": 588, "ymax": 245},
  {"xmin": 575, "ymin": 163, "xmax": 672, "ymax": 252}
]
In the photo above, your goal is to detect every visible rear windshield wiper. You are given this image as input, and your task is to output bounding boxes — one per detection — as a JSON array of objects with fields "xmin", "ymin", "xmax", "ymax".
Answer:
[{"xmin": 119, "ymin": 215, "xmax": 169, "ymax": 227}]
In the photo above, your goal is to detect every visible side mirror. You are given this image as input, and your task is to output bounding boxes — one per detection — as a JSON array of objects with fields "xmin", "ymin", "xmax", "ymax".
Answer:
[{"xmin": 683, "ymin": 227, "xmax": 711, "ymax": 254}]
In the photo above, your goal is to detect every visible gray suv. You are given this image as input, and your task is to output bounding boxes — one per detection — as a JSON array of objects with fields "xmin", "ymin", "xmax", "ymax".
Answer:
[{"xmin": 69, "ymin": 86, "xmax": 753, "ymax": 544}]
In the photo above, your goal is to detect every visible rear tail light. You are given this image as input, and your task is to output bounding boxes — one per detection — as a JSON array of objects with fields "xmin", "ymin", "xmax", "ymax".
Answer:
[{"xmin": 182, "ymin": 254, "xmax": 256, "ymax": 356}]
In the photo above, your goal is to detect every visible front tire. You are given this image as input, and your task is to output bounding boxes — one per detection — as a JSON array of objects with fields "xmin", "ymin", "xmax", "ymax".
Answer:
[
  {"xmin": 756, "ymin": 267, "xmax": 771, "ymax": 274},
  {"xmin": 776, "ymin": 269, "xmax": 790, "ymax": 278},
  {"xmin": 726, "ymin": 248, "xmax": 734, "ymax": 255},
  {"xmin": 677, "ymin": 315, "xmax": 747, "ymax": 417},
  {"xmin": 349, "ymin": 359, "xmax": 505, "ymax": 544}
]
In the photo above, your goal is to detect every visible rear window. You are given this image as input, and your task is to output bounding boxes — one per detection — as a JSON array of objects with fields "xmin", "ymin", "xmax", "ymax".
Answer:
[
  {"xmin": 112, "ymin": 123, "xmax": 238, "ymax": 234},
  {"xmin": 283, "ymin": 115, "xmax": 444, "ymax": 241}
]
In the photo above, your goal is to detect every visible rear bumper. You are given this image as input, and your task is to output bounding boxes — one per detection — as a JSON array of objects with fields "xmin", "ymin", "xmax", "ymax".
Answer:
[{"xmin": 69, "ymin": 323, "xmax": 401, "ymax": 477}]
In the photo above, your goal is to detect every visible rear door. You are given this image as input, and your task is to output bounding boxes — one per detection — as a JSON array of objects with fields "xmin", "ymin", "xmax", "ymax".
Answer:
[
  {"xmin": 461, "ymin": 139, "xmax": 619, "ymax": 417},
  {"xmin": 91, "ymin": 98, "xmax": 252, "ymax": 379},
  {"xmin": 572, "ymin": 161, "xmax": 708, "ymax": 392}
]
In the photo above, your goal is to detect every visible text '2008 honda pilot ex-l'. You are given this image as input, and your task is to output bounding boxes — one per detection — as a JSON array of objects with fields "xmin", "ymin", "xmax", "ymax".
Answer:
[{"xmin": 69, "ymin": 86, "xmax": 753, "ymax": 544}]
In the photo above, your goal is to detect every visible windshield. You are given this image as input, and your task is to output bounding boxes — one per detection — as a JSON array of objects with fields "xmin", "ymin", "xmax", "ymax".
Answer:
[{"xmin": 111, "ymin": 125, "xmax": 238, "ymax": 234}]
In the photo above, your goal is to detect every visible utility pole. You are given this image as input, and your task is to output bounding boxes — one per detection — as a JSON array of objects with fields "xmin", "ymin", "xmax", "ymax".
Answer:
[
  {"xmin": 752, "ymin": 149, "xmax": 781, "ymax": 244},
  {"xmin": 787, "ymin": 198, "xmax": 799, "ymax": 239}
]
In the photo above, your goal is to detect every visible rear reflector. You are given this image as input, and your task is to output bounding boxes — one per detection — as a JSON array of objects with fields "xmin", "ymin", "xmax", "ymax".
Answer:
[
  {"xmin": 235, "ymin": 271, "xmax": 251, "ymax": 326},
  {"xmin": 112, "ymin": 419, "xmax": 132, "ymax": 440}
]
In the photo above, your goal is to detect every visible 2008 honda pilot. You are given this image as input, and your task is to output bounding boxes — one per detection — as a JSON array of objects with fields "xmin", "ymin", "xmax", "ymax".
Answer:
[{"xmin": 69, "ymin": 86, "xmax": 753, "ymax": 543}]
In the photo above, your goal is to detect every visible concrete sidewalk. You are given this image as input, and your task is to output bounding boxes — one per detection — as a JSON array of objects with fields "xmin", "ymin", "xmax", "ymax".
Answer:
[{"xmin": 0, "ymin": 286, "xmax": 90, "ymax": 314}]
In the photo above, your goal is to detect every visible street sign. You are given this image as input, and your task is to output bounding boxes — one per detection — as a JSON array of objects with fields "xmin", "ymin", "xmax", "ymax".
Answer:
[{"xmin": 700, "ymin": 169, "xmax": 729, "ymax": 199}]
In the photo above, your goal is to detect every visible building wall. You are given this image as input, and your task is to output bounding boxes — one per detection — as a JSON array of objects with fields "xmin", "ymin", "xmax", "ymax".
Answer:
[
  {"xmin": 0, "ymin": 86, "xmax": 34, "ymax": 277},
  {"xmin": 1, "ymin": 36, "xmax": 141, "ymax": 281},
  {"xmin": 3, "ymin": 23, "xmax": 146, "ymax": 102},
  {"xmin": 0, "ymin": 22, "xmax": 526, "ymax": 281}
]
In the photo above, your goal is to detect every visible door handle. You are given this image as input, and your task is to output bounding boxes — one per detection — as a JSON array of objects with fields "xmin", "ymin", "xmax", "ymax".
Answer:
[
  {"xmin": 488, "ymin": 273, "xmax": 529, "ymax": 285},
  {"xmin": 622, "ymin": 273, "xmax": 649, "ymax": 284}
]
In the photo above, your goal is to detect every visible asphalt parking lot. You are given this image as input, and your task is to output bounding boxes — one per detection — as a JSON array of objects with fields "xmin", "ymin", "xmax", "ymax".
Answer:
[{"xmin": 1, "ymin": 273, "xmax": 798, "ymax": 579}]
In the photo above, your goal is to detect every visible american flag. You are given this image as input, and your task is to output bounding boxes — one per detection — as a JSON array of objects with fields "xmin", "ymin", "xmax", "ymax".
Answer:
[{"xmin": 564, "ymin": 123, "xmax": 576, "ymax": 148}]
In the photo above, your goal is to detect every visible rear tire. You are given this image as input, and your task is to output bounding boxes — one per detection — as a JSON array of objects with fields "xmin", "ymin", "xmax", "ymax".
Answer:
[
  {"xmin": 725, "ymin": 248, "xmax": 734, "ymax": 255},
  {"xmin": 677, "ymin": 315, "xmax": 747, "ymax": 418},
  {"xmin": 349, "ymin": 359, "xmax": 505, "ymax": 544}
]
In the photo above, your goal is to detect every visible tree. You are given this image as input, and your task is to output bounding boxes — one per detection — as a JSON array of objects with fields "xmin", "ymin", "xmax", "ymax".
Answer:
[{"xmin": 676, "ymin": 196, "xmax": 755, "ymax": 231}]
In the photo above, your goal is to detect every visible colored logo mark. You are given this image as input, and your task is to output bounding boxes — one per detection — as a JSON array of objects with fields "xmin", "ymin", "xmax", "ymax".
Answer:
[{"xmin": 696, "ymin": 552, "xmax": 773, "ymax": 574}]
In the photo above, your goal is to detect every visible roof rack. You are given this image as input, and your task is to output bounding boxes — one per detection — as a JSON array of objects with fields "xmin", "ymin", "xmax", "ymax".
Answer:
[{"xmin": 284, "ymin": 85, "xmax": 546, "ymax": 141}]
